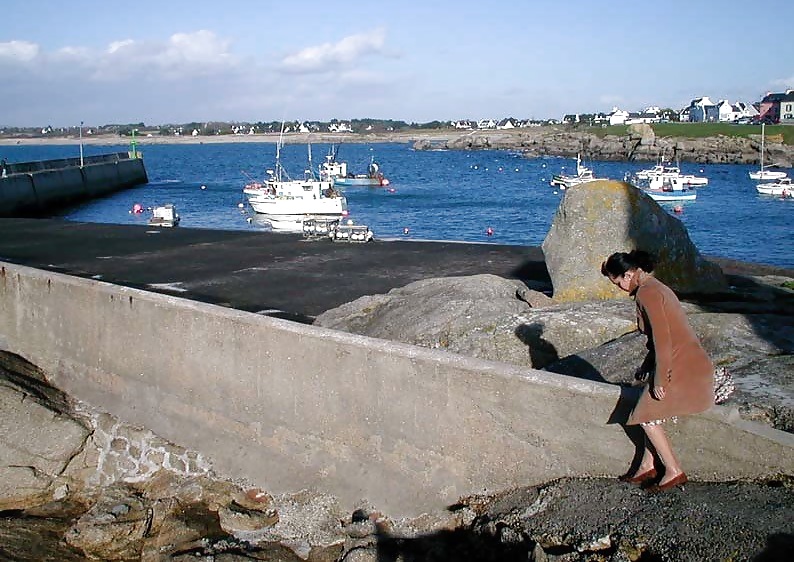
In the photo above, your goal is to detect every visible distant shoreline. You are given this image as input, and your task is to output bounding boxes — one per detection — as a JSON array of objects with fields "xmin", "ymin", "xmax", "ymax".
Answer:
[{"xmin": 0, "ymin": 130, "xmax": 465, "ymax": 147}]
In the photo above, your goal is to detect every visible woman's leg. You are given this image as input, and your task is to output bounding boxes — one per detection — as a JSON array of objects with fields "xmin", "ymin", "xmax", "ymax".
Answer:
[
  {"xmin": 642, "ymin": 424, "xmax": 684, "ymax": 484},
  {"xmin": 635, "ymin": 437, "xmax": 656, "ymax": 473}
]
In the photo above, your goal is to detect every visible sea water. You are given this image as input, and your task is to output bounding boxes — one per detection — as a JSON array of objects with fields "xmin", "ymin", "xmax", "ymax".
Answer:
[{"xmin": 2, "ymin": 141, "xmax": 792, "ymax": 268}]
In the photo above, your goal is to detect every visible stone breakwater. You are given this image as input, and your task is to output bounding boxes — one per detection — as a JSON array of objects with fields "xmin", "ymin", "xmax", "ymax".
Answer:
[{"xmin": 413, "ymin": 127, "xmax": 794, "ymax": 167}]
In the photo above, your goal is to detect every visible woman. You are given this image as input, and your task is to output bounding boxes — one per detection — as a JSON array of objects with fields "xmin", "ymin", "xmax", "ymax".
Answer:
[{"xmin": 602, "ymin": 250, "xmax": 713, "ymax": 492}]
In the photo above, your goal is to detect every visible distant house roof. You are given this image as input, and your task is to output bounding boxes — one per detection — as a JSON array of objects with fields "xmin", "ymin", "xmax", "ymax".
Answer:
[
  {"xmin": 783, "ymin": 91, "xmax": 794, "ymax": 102},
  {"xmin": 761, "ymin": 92, "xmax": 789, "ymax": 103},
  {"xmin": 690, "ymin": 96, "xmax": 715, "ymax": 107}
]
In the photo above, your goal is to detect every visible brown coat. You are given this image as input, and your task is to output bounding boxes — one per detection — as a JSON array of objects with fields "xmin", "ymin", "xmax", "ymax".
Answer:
[{"xmin": 627, "ymin": 274, "xmax": 714, "ymax": 425}]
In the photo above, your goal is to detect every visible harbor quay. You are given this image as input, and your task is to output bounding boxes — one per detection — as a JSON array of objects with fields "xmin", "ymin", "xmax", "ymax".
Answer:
[
  {"xmin": 1, "ymin": 218, "xmax": 792, "ymax": 516},
  {"xmin": 0, "ymin": 153, "xmax": 148, "ymax": 217}
]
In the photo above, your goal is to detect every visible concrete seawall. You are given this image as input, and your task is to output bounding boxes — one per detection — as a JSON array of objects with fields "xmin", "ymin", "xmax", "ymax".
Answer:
[
  {"xmin": 0, "ymin": 153, "xmax": 147, "ymax": 217},
  {"xmin": 0, "ymin": 261, "xmax": 792, "ymax": 516}
]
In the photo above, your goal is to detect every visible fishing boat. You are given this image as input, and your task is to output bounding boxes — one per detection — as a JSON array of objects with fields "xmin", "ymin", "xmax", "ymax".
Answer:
[
  {"xmin": 549, "ymin": 153, "xmax": 600, "ymax": 189},
  {"xmin": 332, "ymin": 157, "xmax": 390, "ymax": 187},
  {"xmin": 634, "ymin": 162, "xmax": 708, "ymax": 186},
  {"xmin": 749, "ymin": 122, "xmax": 788, "ymax": 181},
  {"xmin": 318, "ymin": 146, "xmax": 390, "ymax": 187},
  {"xmin": 756, "ymin": 177, "xmax": 793, "ymax": 196},
  {"xmin": 243, "ymin": 131, "xmax": 348, "ymax": 231},
  {"xmin": 318, "ymin": 145, "xmax": 347, "ymax": 181},
  {"xmin": 642, "ymin": 176, "xmax": 697, "ymax": 201}
]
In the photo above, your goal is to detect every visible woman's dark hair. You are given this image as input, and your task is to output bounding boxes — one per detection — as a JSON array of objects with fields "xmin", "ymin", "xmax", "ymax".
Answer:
[{"xmin": 601, "ymin": 250, "xmax": 655, "ymax": 277}]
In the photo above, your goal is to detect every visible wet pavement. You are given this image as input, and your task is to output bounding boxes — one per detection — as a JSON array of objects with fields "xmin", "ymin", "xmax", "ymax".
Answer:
[{"xmin": 0, "ymin": 218, "xmax": 549, "ymax": 322}]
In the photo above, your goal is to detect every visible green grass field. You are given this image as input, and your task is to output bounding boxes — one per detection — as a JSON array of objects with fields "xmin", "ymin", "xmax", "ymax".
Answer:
[{"xmin": 590, "ymin": 123, "xmax": 794, "ymax": 145}]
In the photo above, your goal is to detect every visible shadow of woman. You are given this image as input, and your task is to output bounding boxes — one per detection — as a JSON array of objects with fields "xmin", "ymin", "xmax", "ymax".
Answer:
[{"xmin": 606, "ymin": 384, "xmax": 649, "ymax": 474}]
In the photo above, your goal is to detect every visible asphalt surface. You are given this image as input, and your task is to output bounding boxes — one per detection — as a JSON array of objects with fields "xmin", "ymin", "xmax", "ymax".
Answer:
[{"xmin": 0, "ymin": 218, "xmax": 549, "ymax": 322}]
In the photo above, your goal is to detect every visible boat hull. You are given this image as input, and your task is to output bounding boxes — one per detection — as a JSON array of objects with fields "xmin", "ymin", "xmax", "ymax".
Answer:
[
  {"xmin": 333, "ymin": 176, "xmax": 385, "ymax": 187},
  {"xmin": 644, "ymin": 190, "xmax": 697, "ymax": 201}
]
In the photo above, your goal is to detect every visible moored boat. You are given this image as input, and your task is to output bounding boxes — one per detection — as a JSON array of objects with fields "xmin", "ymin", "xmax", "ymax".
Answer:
[
  {"xmin": 332, "ymin": 158, "xmax": 390, "ymax": 187},
  {"xmin": 148, "ymin": 204, "xmax": 180, "ymax": 227},
  {"xmin": 749, "ymin": 122, "xmax": 788, "ymax": 181},
  {"xmin": 243, "ymin": 131, "xmax": 348, "ymax": 231},
  {"xmin": 756, "ymin": 177, "xmax": 793, "ymax": 197},
  {"xmin": 550, "ymin": 153, "xmax": 600, "ymax": 189},
  {"xmin": 642, "ymin": 176, "xmax": 697, "ymax": 201}
]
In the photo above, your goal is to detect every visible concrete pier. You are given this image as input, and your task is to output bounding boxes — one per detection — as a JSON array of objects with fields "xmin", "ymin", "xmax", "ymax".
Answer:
[
  {"xmin": 0, "ymin": 219, "xmax": 792, "ymax": 516},
  {"xmin": 0, "ymin": 153, "xmax": 148, "ymax": 217}
]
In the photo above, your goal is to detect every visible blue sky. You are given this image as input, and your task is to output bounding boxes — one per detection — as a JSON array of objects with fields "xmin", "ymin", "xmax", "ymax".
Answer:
[{"xmin": 2, "ymin": 0, "xmax": 793, "ymax": 127}]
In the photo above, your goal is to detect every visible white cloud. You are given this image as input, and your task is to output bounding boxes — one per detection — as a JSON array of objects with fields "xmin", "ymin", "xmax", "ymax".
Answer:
[
  {"xmin": 0, "ymin": 40, "xmax": 40, "ymax": 63},
  {"xmin": 107, "ymin": 40, "xmax": 135, "ymax": 54},
  {"xmin": 771, "ymin": 76, "xmax": 794, "ymax": 90},
  {"xmin": 280, "ymin": 29, "xmax": 387, "ymax": 74}
]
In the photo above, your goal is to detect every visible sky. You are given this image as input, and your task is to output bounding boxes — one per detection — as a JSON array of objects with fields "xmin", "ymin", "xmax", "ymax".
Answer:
[{"xmin": 2, "ymin": 0, "xmax": 793, "ymax": 127}]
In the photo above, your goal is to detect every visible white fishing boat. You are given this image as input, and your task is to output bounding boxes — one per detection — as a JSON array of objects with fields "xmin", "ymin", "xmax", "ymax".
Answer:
[
  {"xmin": 243, "ymin": 131, "xmax": 348, "ymax": 231},
  {"xmin": 749, "ymin": 122, "xmax": 788, "ymax": 181},
  {"xmin": 550, "ymin": 154, "xmax": 600, "ymax": 189},
  {"xmin": 634, "ymin": 163, "xmax": 708, "ymax": 186},
  {"xmin": 318, "ymin": 146, "xmax": 348, "ymax": 181},
  {"xmin": 756, "ymin": 177, "xmax": 793, "ymax": 196},
  {"xmin": 643, "ymin": 176, "xmax": 697, "ymax": 201}
]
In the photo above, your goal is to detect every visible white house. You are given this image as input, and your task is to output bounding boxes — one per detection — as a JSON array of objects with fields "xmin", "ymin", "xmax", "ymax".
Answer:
[
  {"xmin": 452, "ymin": 120, "xmax": 472, "ymax": 129},
  {"xmin": 608, "ymin": 107, "xmax": 630, "ymax": 125},
  {"xmin": 477, "ymin": 119, "xmax": 497, "ymax": 129},
  {"xmin": 717, "ymin": 100, "xmax": 735, "ymax": 122},
  {"xmin": 497, "ymin": 118, "xmax": 516, "ymax": 129},
  {"xmin": 733, "ymin": 101, "xmax": 759, "ymax": 120},
  {"xmin": 328, "ymin": 122, "xmax": 351, "ymax": 133},
  {"xmin": 298, "ymin": 122, "xmax": 311, "ymax": 133}
]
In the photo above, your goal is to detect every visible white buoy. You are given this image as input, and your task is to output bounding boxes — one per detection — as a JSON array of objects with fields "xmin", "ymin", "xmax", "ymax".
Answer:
[
  {"xmin": 200, "ymin": 185, "xmax": 207, "ymax": 190},
  {"xmin": 237, "ymin": 202, "xmax": 244, "ymax": 209}
]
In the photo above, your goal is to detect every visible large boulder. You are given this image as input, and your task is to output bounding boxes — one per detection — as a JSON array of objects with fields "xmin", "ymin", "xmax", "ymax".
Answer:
[
  {"xmin": 315, "ymin": 274, "xmax": 637, "ymax": 369},
  {"xmin": 542, "ymin": 180, "xmax": 728, "ymax": 302}
]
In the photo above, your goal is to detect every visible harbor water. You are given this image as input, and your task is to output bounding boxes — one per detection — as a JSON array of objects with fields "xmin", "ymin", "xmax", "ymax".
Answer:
[{"xmin": 2, "ymin": 141, "xmax": 792, "ymax": 268}]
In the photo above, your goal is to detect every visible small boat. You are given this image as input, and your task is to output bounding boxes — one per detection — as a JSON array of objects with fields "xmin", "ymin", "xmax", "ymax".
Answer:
[
  {"xmin": 642, "ymin": 176, "xmax": 697, "ymax": 201},
  {"xmin": 148, "ymin": 204, "xmax": 180, "ymax": 227},
  {"xmin": 550, "ymin": 153, "xmax": 600, "ymax": 189},
  {"xmin": 749, "ymin": 122, "xmax": 788, "ymax": 181},
  {"xmin": 756, "ymin": 177, "xmax": 793, "ymax": 196},
  {"xmin": 332, "ymin": 158, "xmax": 390, "ymax": 187}
]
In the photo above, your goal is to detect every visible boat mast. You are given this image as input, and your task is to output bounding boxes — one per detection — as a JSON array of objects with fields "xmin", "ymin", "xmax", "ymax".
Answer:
[{"xmin": 760, "ymin": 122, "xmax": 765, "ymax": 172}]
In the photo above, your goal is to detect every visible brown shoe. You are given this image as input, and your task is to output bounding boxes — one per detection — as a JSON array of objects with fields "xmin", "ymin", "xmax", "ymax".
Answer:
[
  {"xmin": 618, "ymin": 468, "xmax": 657, "ymax": 484},
  {"xmin": 646, "ymin": 472, "xmax": 688, "ymax": 493}
]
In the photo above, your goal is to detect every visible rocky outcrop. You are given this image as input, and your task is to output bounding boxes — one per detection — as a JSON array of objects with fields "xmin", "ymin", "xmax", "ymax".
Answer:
[
  {"xmin": 315, "ymin": 271, "xmax": 794, "ymax": 433},
  {"xmin": 315, "ymin": 274, "xmax": 637, "ymax": 369},
  {"xmin": 542, "ymin": 180, "xmax": 728, "ymax": 301},
  {"xmin": 0, "ymin": 354, "xmax": 91, "ymax": 511},
  {"xmin": 412, "ymin": 128, "xmax": 794, "ymax": 167}
]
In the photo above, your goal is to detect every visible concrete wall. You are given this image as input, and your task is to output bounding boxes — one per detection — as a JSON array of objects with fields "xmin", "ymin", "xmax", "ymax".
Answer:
[
  {"xmin": 0, "ymin": 261, "xmax": 792, "ymax": 516},
  {"xmin": 0, "ymin": 155, "xmax": 147, "ymax": 217}
]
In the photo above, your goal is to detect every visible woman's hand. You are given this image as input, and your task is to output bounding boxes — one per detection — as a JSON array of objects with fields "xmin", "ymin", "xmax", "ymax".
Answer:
[{"xmin": 651, "ymin": 385, "xmax": 666, "ymax": 400}]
